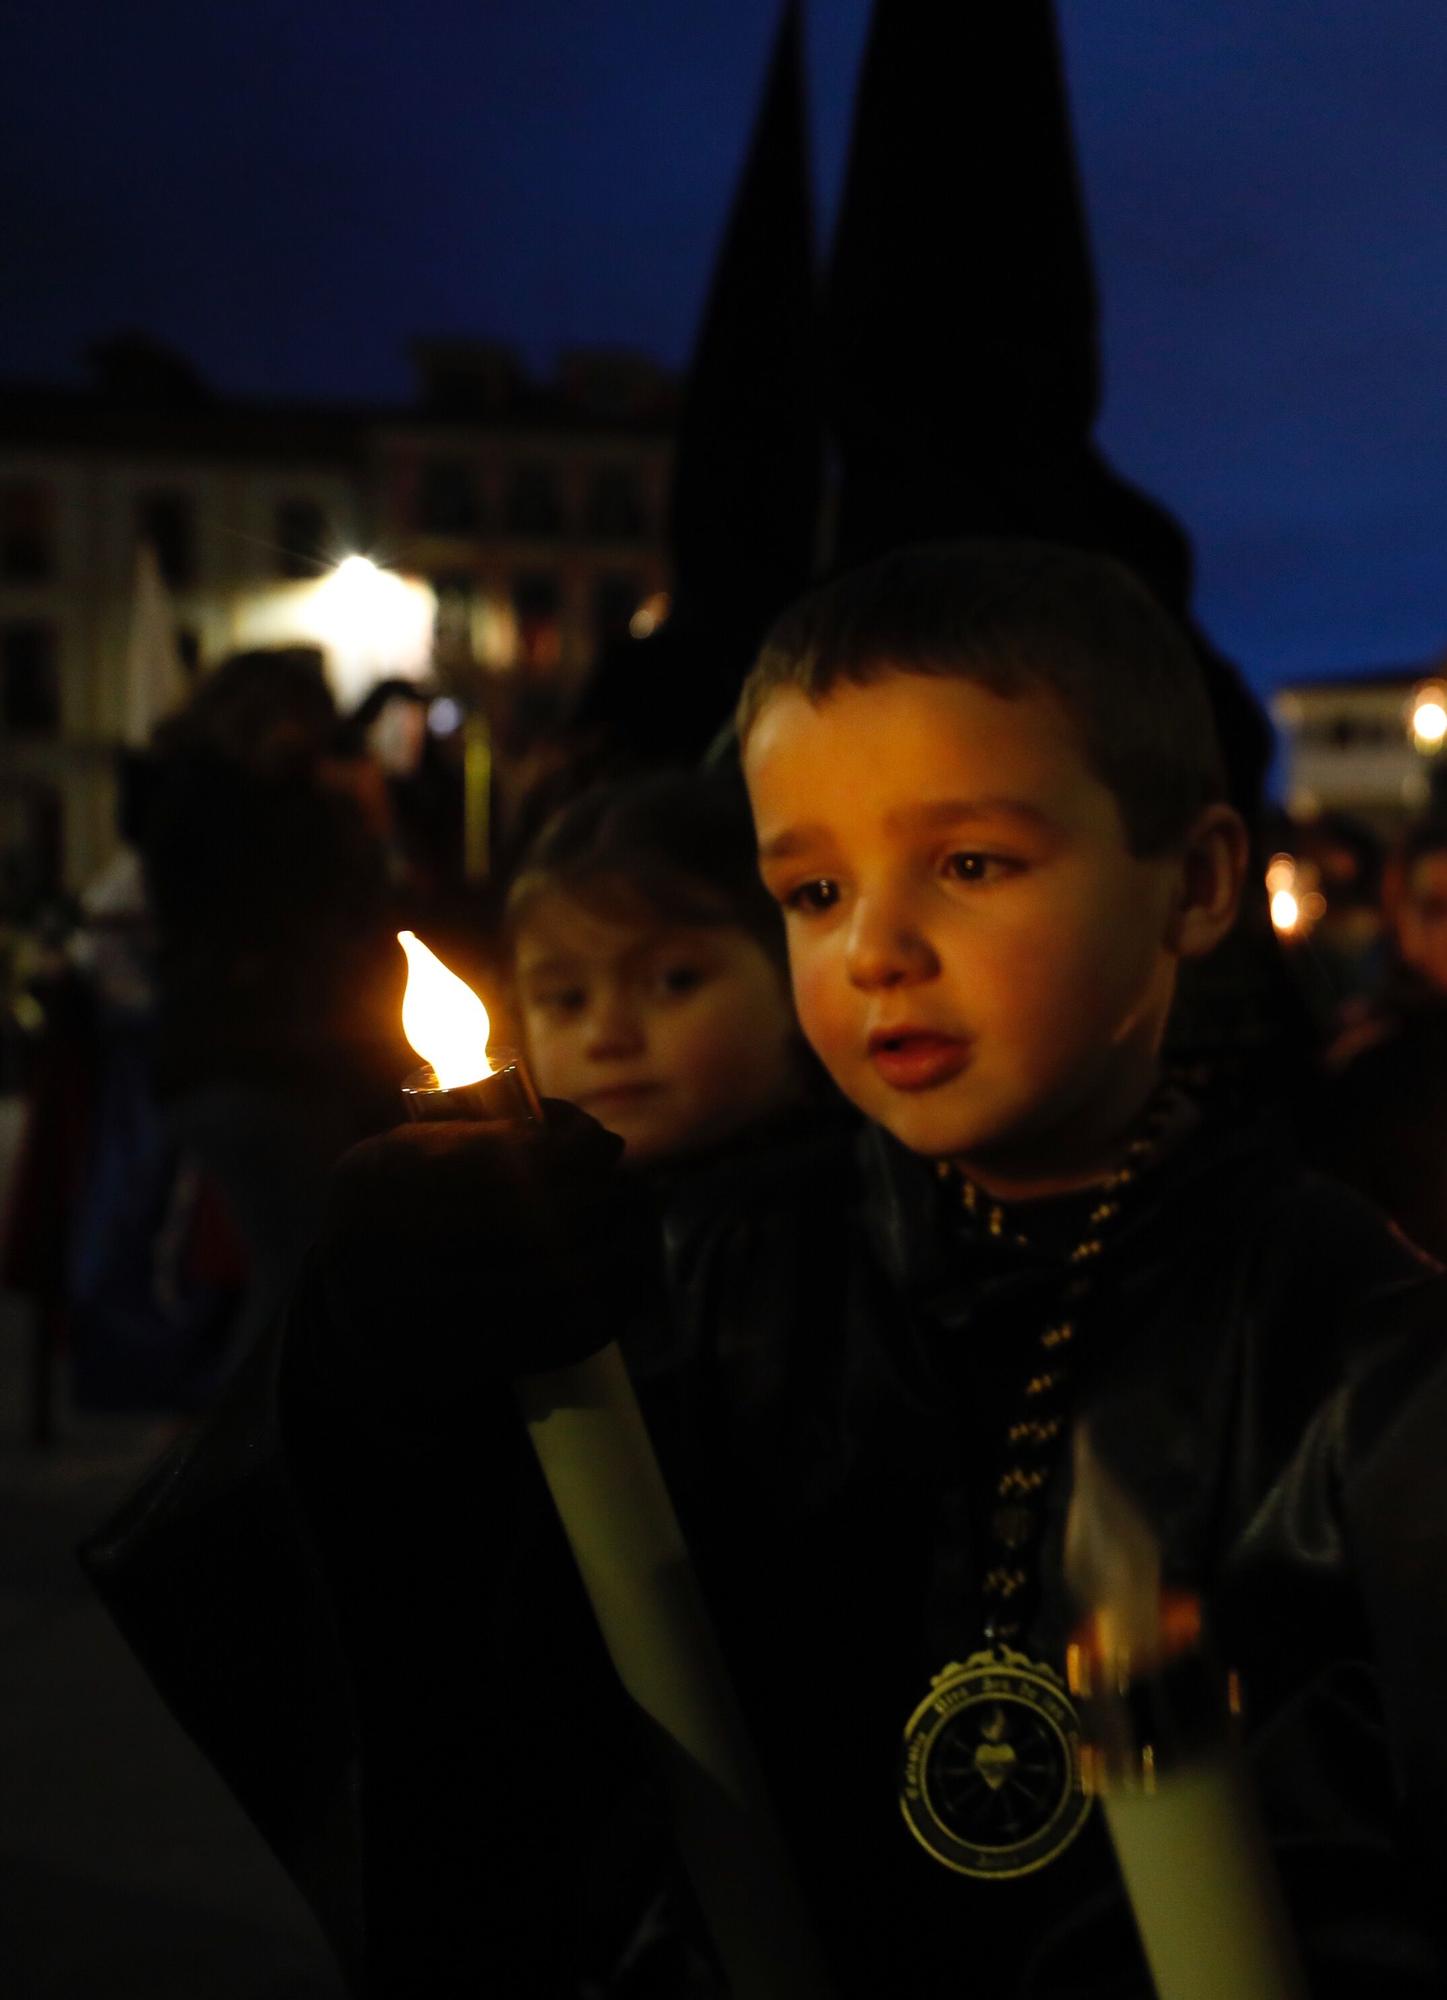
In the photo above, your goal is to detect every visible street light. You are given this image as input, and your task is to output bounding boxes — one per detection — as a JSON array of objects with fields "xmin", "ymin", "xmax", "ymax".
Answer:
[
  {"xmin": 1409, "ymin": 682, "xmax": 1447, "ymax": 754},
  {"xmin": 311, "ymin": 554, "xmax": 435, "ymax": 707}
]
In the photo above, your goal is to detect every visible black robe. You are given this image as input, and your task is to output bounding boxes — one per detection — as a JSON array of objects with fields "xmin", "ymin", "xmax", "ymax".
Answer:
[{"xmin": 83, "ymin": 1099, "xmax": 1447, "ymax": 1995}]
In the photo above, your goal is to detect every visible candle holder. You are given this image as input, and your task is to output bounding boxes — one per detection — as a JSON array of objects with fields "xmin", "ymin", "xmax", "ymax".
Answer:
[{"xmin": 400, "ymin": 1052, "xmax": 543, "ymax": 1126}]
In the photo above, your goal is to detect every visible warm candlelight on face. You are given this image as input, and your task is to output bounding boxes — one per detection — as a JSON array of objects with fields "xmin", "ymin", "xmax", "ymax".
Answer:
[{"xmin": 397, "ymin": 930, "xmax": 493, "ymax": 1089}]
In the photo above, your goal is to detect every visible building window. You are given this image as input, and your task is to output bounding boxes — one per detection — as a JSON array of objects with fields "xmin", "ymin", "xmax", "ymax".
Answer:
[
  {"xmin": 586, "ymin": 465, "xmax": 645, "ymax": 541},
  {"xmin": 0, "ymin": 778, "xmax": 62, "ymax": 922},
  {"xmin": 137, "ymin": 491, "xmax": 195, "ymax": 587},
  {"xmin": 505, "ymin": 462, "xmax": 562, "ymax": 537},
  {"xmin": 593, "ymin": 572, "xmax": 643, "ymax": 653},
  {"xmin": 417, "ymin": 459, "xmax": 483, "ymax": 535},
  {"xmin": 512, "ymin": 572, "xmax": 562, "ymax": 673},
  {"xmin": 1, "ymin": 622, "xmax": 60, "ymax": 736},
  {"xmin": 431, "ymin": 572, "xmax": 476, "ymax": 667},
  {"xmin": 276, "ymin": 499, "xmax": 329, "ymax": 578},
  {"xmin": 0, "ymin": 480, "xmax": 55, "ymax": 581}
]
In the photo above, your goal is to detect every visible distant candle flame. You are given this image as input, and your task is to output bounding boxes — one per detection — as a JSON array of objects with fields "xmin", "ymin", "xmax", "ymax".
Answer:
[
  {"xmin": 398, "ymin": 930, "xmax": 493, "ymax": 1089},
  {"xmin": 1266, "ymin": 853, "xmax": 1306, "ymax": 937},
  {"xmin": 1264, "ymin": 853, "xmax": 1297, "ymax": 897}
]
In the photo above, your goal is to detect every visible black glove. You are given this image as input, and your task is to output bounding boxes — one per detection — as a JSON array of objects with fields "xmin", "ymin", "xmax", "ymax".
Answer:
[{"xmin": 298, "ymin": 1100, "xmax": 664, "ymax": 1420}]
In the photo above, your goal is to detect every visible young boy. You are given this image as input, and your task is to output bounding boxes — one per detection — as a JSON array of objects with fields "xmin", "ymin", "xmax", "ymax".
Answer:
[
  {"xmin": 89, "ymin": 541, "xmax": 1447, "ymax": 1997},
  {"xmin": 738, "ymin": 543, "xmax": 1246, "ymax": 1198},
  {"xmin": 720, "ymin": 541, "xmax": 1447, "ymax": 1994}
]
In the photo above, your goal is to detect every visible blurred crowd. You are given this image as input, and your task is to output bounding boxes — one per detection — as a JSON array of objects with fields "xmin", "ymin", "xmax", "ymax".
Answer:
[
  {"xmin": 2, "ymin": 647, "xmax": 530, "ymax": 1416},
  {"xmin": 5, "ymin": 634, "xmax": 1447, "ymax": 1423}
]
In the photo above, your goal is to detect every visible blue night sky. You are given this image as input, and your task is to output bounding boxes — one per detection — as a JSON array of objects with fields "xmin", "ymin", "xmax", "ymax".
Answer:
[{"xmin": 4, "ymin": 0, "xmax": 1447, "ymax": 706}]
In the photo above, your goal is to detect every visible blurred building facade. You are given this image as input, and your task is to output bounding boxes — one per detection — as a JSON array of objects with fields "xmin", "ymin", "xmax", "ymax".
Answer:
[
  {"xmin": 378, "ymin": 341, "xmax": 673, "ymax": 694},
  {"xmin": 0, "ymin": 336, "xmax": 673, "ymax": 907},
  {"xmin": 1273, "ymin": 666, "xmax": 1447, "ymax": 837}
]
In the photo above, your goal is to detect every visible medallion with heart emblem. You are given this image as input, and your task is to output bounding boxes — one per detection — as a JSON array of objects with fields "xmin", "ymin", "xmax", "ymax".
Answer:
[
  {"xmin": 900, "ymin": 1647, "xmax": 1090, "ymax": 1877},
  {"xmin": 899, "ymin": 1097, "xmax": 1173, "ymax": 1877}
]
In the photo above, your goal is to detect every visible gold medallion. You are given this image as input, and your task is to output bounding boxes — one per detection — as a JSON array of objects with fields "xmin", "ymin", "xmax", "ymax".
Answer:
[{"xmin": 900, "ymin": 1646, "xmax": 1092, "ymax": 1877}]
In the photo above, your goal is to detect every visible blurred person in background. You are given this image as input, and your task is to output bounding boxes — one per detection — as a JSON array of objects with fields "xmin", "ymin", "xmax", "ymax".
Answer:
[
  {"xmin": 59, "ymin": 749, "xmax": 248, "ymax": 1414},
  {"xmin": 135, "ymin": 647, "xmax": 408, "ymax": 1391},
  {"xmin": 342, "ymin": 677, "xmax": 462, "ymax": 909},
  {"xmin": 1295, "ymin": 810, "xmax": 1389, "ymax": 1013},
  {"xmin": 1303, "ymin": 818, "xmax": 1447, "ymax": 1262}
]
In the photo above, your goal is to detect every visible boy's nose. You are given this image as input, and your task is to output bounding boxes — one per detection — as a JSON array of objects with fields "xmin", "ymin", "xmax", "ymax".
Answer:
[
  {"xmin": 844, "ymin": 897, "xmax": 937, "ymax": 990},
  {"xmin": 583, "ymin": 997, "xmax": 646, "ymax": 1058}
]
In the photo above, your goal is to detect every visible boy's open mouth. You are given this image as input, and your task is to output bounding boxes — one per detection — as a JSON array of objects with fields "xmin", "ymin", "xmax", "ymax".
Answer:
[
  {"xmin": 578, "ymin": 1082, "xmax": 666, "ymax": 1111},
  {"xmin": 866, "ymin": 1030, "xmax": 969, "ymax": 1092}
]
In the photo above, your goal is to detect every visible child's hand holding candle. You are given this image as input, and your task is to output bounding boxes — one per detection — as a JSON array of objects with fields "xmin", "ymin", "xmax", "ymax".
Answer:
[
  {"xmin": 299, "ymin": 927, "xmax": 659, "ymax": 1394},
  {"xmin": 306, "ymin": 929, "xmax": 837, "ymax": 1998},
  {"xmin": 310, "ymin": 1104, "xmax": 659, "ymax": 1396}
]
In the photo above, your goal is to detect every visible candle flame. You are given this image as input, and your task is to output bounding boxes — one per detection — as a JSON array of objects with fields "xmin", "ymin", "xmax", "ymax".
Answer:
[{"xmin": 398, "ymin": 930, "xmax": 493, "ymax": 1089}]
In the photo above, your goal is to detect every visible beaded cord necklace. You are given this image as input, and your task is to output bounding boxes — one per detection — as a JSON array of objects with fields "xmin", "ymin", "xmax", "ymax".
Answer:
[
  {"xmin": 899, "ymin": 1094, "xmax": 1172, "ymax": 1880},
  {"xmin": 941, "ymin": 1103, "xmax": 1165, "ymax": 1645}
]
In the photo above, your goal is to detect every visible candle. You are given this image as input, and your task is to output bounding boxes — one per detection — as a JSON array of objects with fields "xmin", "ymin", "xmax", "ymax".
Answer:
[
  {"xmin": 1065, "ymin": 1427, "xmax": 1307, "ymax": 2000},
  {"xmin": 397, "ymin": 929, "xmax": 541, "ymax": 1122},
  {"xmin": 394, "ymin": 932, "xmax": 835, "ymax": 1999}
]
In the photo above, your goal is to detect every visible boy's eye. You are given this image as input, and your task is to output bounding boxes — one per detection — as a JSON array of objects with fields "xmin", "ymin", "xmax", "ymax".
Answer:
[
  {"xmin": 531, "ymin": 986, "xmax": 586, "ymax": 1017},
  {"xmin": 655, "ymin": 962, "xmax": 706, "ymax": 997},
  {"xmin": 942, "ymin": 851, "xmax": 1012, "ymax": 886},
  {"xmin": 782, "ymin": 878, "xmax": 840, "ymax": 915}
]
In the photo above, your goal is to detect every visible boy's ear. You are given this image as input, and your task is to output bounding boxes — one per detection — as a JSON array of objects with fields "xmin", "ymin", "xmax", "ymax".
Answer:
[{"xmin": 1166, "ymin": 802, "xmax": 1250, "ymax": 959}]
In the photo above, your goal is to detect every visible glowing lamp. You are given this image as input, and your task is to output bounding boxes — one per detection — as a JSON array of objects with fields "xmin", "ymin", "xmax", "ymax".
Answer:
[
  {"xmin": 1269, "ymin": 890, "xmax": 1301, "ymax": 937},
  {"xmin": 1412, "ymin": 693, "xmax": 1447, "ymax": 753},
  {"xmin": 310, "ymin": 556, "xmax": 436, "ymax": 709}
]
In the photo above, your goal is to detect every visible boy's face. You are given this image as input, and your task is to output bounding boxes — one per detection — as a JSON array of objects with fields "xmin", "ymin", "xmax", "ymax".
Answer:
[
  {"xmin": 513, "ymin": 890, "xmax": 801, "ymax": 1165},
  {"xmin": 744, "ymin": 671, "xmax": 1192, "ymax": 1196}
]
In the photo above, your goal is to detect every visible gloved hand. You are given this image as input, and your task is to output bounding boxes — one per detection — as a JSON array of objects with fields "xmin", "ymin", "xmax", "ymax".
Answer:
[{"xmin": 297, "ymin": 1101, "xmax": 664, "ymax": 1417}]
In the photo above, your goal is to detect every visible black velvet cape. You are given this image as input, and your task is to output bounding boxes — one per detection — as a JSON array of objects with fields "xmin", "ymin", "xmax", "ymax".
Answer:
[{"xmin": 83, "ymin": 1100, "xmax": 1447, "ymax": 1996}]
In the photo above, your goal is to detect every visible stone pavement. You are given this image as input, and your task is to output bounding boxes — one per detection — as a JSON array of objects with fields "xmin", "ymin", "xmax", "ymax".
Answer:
[{"xmin": 0, "ymin": 1097, "xmax": 348, "ymax": 1997}]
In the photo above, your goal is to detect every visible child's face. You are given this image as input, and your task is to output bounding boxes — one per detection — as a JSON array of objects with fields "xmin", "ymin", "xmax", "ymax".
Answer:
[
  {"xmin": 745, "ymin": 671, "xmax": 1197, "ymax": 1197},
  {"xmin": 513, "ymin": 890, "xmax": 801, "ymax": 1165}
]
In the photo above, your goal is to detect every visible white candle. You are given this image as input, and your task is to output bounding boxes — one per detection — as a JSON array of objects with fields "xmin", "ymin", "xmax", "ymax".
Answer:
[
  {"xmin": 1099, "ymin": 1752, "xmax": 1305, "ymax": 2000},
  {"xmin": 394, "ymin": 933, "xmax": 834, "ymax": 1997},
  {"xmin": 1066, "ymin": 1426, "xmax": 1307, "ymax": 2000},
  {"xmin": 518, "ymin": 1348, "xmax": 835, "ymax": 1999}
]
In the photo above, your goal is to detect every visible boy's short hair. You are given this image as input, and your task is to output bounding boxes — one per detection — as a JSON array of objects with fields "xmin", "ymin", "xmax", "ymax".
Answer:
[
  {"xmin": 737, "ymin": 539, "xmax": 1228, "ymax": 856},
  {"xmin": 504, "ymin": 768, "xmax": 787, "ymax": 968}
]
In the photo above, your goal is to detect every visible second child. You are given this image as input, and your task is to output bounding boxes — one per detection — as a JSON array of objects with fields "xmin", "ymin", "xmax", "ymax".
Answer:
[{"xmin": 503, "ymin": 770, "xmax": 813, "ymax": 1166}]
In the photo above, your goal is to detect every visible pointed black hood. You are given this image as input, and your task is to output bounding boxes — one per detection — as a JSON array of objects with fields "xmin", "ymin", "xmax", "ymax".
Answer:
[
  {"xmin": 575, "ymin": 1, "xmax": 822, "ymax": 765},
  {"xmin": 824, "ymin": 0, "xmax": 1190, "ymax": 614}
]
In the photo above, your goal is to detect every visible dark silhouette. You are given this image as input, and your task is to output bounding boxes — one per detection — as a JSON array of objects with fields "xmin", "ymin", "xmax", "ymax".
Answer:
[{"xmin": 572, "ymin": 0, "xmax": 820, "ymax": 767}]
